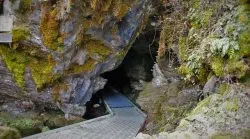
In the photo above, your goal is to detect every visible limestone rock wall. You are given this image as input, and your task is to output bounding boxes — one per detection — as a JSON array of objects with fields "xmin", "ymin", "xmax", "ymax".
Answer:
[{"xmin": 0, "ymin": 0, "xmax": 150, "ymax": 116}]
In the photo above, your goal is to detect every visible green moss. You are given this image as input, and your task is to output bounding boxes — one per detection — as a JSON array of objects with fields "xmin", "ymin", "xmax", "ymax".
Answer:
[
  {"xmin": 0, "ymin": 126, "xmax": 21, "ymax": 139},
  {"xmin": 190, "ymin": 95, "xmax": 212, "ymax": 115},
  {"xmin": 240, "ymin": 72, "xmax": 250, "ymax": 85},
  {"xmin": 179, "ymin": 37, "xmax": 188, "ymax": 61},
  {"xmin": 238, "ymin": 3, "xmax": 250, "ymax": 59},
  {"xmin": 0, "ymin": 45, "xmax": 58, "ymax": 89},
  {"xmin": 66, "ymin": 58, "xmax": 96, "ymax": 74},
  {"xmin": 211, "ymin": 132, "xmax": 236, "ymax": 139},
  {"xmin": 211, "ymin": 57, "xmax": 224, "ymax": 76},
  {"xmin": 12, "ymin": 26, "xmax": 30, "ymax": 43},
  {"xmin": 218, "ymin": 83, "xmax": 231, "ymax": 96},
  {"xmin": 0, "ymin": 46, "xmax": 28, "ymax": 88},
  {"xmin": 178, "ymin": 64, "xmax": 192, "ymax": 78},
  {"xmin": 178, "ymin": 119, "xmax": 190, "ymax": 129},
  {"xmin": 225, "ymin": 58, "xmax": 248, "ymax": 78},
  {"xmin": 29, "ymin": 57, "xmax": 57, "ymax": 89},
  {"xmin": 192, "ymin": 0, "xmax": 200, "ymax": 9},
  {"xmin": 197, "ymin": 65, "xmax": 209, "ymax": 83},
  {"xmin": 225, "ymin": 98, "xmax": 239, "ymax": 111},
  {"xmin": 9, "ymin": 119, "xmax": 42, "ymax": 137},
  {"xmin": 40, "ymin": 4, "xmax": 64, "ymax": 51},
  {"xmin": 239, "ymin": 31, "xmax": 250, "ymax": 57},
  {"xmin": 85, "ymin": 41, "xmax": 112, "ymax": 60},
  {"xmin": 201, "ymin": 8, "xmax": 214, "ymax": 27},
  {"xmin": 18, "ymin": 0, "xmax": 32, "ymax": 13}
]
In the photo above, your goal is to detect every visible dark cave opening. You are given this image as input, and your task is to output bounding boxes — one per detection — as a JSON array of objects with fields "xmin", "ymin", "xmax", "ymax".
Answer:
[
  {"xmin": 83, "ymin": 90, "xmax": 108, "ymax": 119},
  {"xmin": 84, "ymin": 23, "xmax": 160, "ymax": 119},
  {"xmin": 101, "ymin": 27, "xmax": 159, "ymax": 98}
]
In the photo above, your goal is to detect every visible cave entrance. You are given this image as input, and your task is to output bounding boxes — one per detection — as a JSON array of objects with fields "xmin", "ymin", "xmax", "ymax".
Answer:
[
  {"xmin": 101, "ymin": 27, "xmax": 159, "ymax": 100},
  {"xmin": 84, "ymin": 19, "xmax": 160, "ymax": 118}
]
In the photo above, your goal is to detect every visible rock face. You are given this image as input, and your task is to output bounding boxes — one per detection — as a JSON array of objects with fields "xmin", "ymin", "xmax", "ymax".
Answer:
[
  {"xmin": 0, "ymin": 0, "xmax": 149, "ymax": 116},
  {"xmin": 135, "ymin": 0, "xmax": 250, "ymax": 137},
  {"xmin": 136, "ymin": 85, "xmax": 250, "ymax": 139}
]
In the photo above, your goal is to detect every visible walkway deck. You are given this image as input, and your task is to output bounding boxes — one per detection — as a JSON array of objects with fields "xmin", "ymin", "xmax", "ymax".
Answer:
[
  {"xmin": 0, "ymin": 16, "xmax": 13, "ymax": 32},
  {"xmin": 23, "ymin": 89, "xmax": 146, "ymax": 139}
]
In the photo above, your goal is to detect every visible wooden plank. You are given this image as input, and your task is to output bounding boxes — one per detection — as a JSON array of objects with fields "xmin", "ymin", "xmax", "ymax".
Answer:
[{"xmin": 0, "ymin": 16, "xmax": 13, "ymax": 32}]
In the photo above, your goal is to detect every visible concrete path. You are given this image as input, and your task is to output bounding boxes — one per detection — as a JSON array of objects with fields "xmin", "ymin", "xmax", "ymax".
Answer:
[{"xmin": 23, "ymin": 89, "xmax": 146, "ymax": 139}]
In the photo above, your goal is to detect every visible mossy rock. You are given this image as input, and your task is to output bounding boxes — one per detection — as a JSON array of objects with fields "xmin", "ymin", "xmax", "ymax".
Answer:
[
  {"xmin": 0, "ymin": 45, "xmax": 57, "ymax": 89},
  {"xmin": 40, "ymin": 3, "xmax": 63, "ymax": 51},
  {"xmin": 0, "ymin": 46, "xmax": 29, "ymax": 88},
  {"xmin": 12, "ymin": 26, "xmax": 30, "ymax": 43},
  {"xmin": 224, "ymin": 98, "xmax": 239, "ymax": 112},
  {"xmin": 0, "ymin": 126, "xmax": 21, "ymax": 139},
  {"xmin": 8, "ymin": 119, "xmax": 43, "ymax": 137}
]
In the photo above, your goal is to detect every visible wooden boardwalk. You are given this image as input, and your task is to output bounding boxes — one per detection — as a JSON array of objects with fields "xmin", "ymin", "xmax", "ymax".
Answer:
[{"xmin": 23, "ymin": 89, "xmax": 147, "ymax": 139}]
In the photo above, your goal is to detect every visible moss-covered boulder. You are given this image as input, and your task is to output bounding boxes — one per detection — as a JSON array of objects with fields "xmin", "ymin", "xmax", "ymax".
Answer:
[
  {"xmin": 0, "ymin": 126, "xmax": 21, "ymax": 139},
  {"xmin": 136, "ymin": 84, "xmax": 250, "ymax": 139},
  {"xmin": 0, "ymin": 0, "xmax": 150, "ymax": 116}
]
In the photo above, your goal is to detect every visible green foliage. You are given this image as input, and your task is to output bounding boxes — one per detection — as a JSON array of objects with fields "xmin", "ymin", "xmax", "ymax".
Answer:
[
  {"xmin": 178, "ymin": 0, "xmax": 250, "ymax": 82},
  {"xmin": 0, "ymin": 46, "xmax": 28, "ymax": 88},
  {"xmin": 29, "ymin": 57, "xmax": 57, "ymax": 89},
  {"xmin": 218, "ymin": 83, "xmax": 231, "ymax": 95},
  {"xmin": 0, "ymin": 126, "xmax": 21, "ymax": 139},
  {"xmin": 9, "ymin": 119, "xmax": 42, "ymax": 136},
  {"xmin": 189, "ymin": 95, "xmax": 212, "ymax": 115},
  {"xmin": 18, "ymin": 0, "xmax": 32, "ymax": 13},
  {"xmin": 188, "ymin": 5, "xmax": 215, "ymax": 29},
  {"xmin": 225, "ymin": 58, "xmax": 248, "ymax": 78},
  {"xmin": 40, "ymin": 4, "xmax": 64, "ymax": 51},
  {"xmin": 210, "ymin": 38, "xmax": 239, "ymax": 58},
  {"xmin": 239, "ymin": 31, "xmax": 250, "ymax": 57},
  {"xmin": 12, "ymin": 26, "xmax": 30, "ymax": 43},
  {"xmin": 0, "ymin": 45, "xmax": 57, "ymax": 89},
  {"xmin": 211, "ymin": 56, "xmax": 224, "ymax": 76}
]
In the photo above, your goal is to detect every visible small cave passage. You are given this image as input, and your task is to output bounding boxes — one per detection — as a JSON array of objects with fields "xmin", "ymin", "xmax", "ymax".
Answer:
[
  {"xmin": 101, "ymin": 65, "xmax": 131, "ymax": 93},
  {"xmin": 83, "ymin": 90, "xmax": 108, "ymax": 120},
  {"xmin": 101, "ymin": 27, "xmax": 159, "ymax": 99}
]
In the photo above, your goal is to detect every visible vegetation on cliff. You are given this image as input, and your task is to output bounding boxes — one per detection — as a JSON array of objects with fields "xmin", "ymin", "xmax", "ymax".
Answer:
[{"xmin": 159, "ymin": 0, "xmax": 250, "ymax": 83}]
